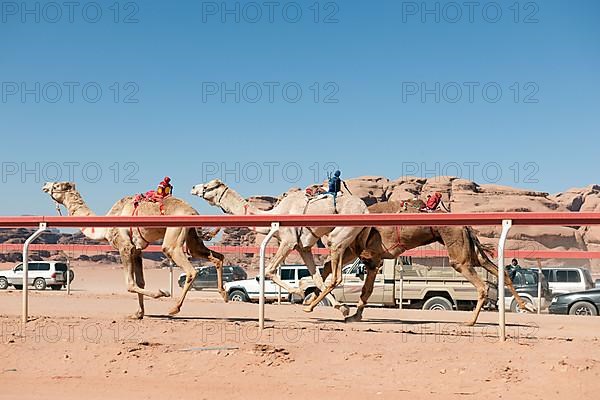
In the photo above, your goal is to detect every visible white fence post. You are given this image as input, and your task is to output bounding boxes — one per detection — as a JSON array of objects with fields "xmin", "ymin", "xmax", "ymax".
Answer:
[
  {"xmin": 66, "ymin": 260, "xmax": 71, "ymax": 295},
  {"xmin": 277, "ymin": 265, "xmax": 282, "ymax": 305},
  {"xmin": 497, "ymin": 219, "xmax": 512, "ymax": 342},
  {"xmin": 259, "ymin": 222, "xmax": 279, "ymax": 330},
  {"xmin": 22, "ymin": 222, "xmax": 47, "ymax": 323},
  {"xmin": 169, "ymin": 260, "xmax": 174, "ymax": 298},
  {"xmin": 537, "ymin": 259, "xmax": 542, "ymax": 315}
]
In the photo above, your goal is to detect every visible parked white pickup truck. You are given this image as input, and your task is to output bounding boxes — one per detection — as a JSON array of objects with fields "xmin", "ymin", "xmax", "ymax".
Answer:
[
  {"xmin": 300, "ymin": 257, "xmax": 554, "ymax": 312},
  {"xmin": 300, "ymin": 257, "xmax": 499, "ymax": 311}
]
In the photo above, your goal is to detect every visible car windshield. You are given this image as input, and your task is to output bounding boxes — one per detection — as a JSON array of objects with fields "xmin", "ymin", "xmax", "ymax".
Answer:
[{"xmin": 523, "ymin": 272, "xmax": 538, "ymax": 285}]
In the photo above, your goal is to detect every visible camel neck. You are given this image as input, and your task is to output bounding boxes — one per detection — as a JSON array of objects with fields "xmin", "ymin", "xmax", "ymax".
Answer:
[
  {"xmin": 61, "ymin": 191, "xmax": 96, "ymax": 217},
  {"xmin": 214, "ymin": 186, "xmax": 273, "ymax": 235},
  {"xmin": 217, "ymin": 187, "xmax": 262, "ymax": 216},
  {"xmin": 60, "ymin": 191, "xmax": 109, "ymax": 241}
]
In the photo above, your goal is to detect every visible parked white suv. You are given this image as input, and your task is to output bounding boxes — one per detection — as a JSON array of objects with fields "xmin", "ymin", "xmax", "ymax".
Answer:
[
  {"xmin": 225, "ymin": 264, "xmax": 313, "ymax": 302},
  {"xmin": 541, "ymin": 267, "xmax": 594, "ymax": 295},
  {"xmin": 0, "ymin": 262, "xmax": 73, "ymax": 291}
]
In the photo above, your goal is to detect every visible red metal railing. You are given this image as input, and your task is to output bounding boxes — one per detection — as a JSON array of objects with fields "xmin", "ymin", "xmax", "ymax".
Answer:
[
  {"xmin": 1, "ymin": 212, "xmax": 600, "ymax": 259},
  {"xmin": 1, "ymin": 212, "xmax": 600, "ymax": 228}
]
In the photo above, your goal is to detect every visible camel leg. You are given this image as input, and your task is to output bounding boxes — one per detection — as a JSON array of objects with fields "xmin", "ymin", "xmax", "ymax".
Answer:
[
  {"xmin": 455, "ymin": 263, "xmax": 488, "ymax": 326},
  {"xmin": 207, "ymin": 251, "xmax": 227, "ymax": 302},
  {"xmin": 264, "ymin": 242, "xmax": 302, "ymax": 295},
  {"xmin": 304, "ymin": 245, "xmax": 345, "ymax": 312},
  {"xmin": 444, "ymin": 234, "xmax": 488, "ymax": 326},
  {"xmin": 133, "ymin": 253, "xmax": 145, "ymax": 319},
  {"xmin": 121, "ymin": 247, "xmax": 169, "ymax": 298},
  {"xmin": 321, "ymin": 261, "xmax": 332, "ymax": 281},
  {"xmin": 163, "ymin": 228, "xmax": 197, "ymax": 316},
  {"xmin": 120, "ymin": 247, "xmax": 169, "ymax": 319},
  {"xmin": 440, "ymin": 227, "xmax": 504, "ymax": 325},
  {"xmin": 297, "ymin": 249, "xmax": 348, "ymax": 317},
  {"xmin": 186, "ymin": 232, "xmax": 227, "ymax": 302},
  {"xmin": 480, "ymin": 260, "xmax": 536, "ymax": 313},
  {"xmin": 345, "ymin": 258, "xmax": 380, "ymax": 323}
]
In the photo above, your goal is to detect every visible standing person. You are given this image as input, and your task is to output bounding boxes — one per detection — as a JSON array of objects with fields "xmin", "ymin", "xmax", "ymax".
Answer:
[{"xmin": 506, "ymin": 258, "xmax": 521, "ymax": 281}]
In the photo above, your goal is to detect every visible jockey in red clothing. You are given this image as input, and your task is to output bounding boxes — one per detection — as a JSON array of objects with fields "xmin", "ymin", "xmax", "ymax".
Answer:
[
  {"xmin": 134, "ymin": 177, "xmax": 174, "ymax": 211},
  {"xmin": 155, "ymin": 176, "xmax": 173, "ymax": 198},
  {"xmin": 422, "ymin": 192, "xmax": 443, "ymax": 212}
]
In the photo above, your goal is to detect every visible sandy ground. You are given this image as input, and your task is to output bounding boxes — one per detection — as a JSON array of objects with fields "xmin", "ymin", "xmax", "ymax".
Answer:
[{"xmin": 1, "ymin": 265, "xmax": 600, "ymax": 400}]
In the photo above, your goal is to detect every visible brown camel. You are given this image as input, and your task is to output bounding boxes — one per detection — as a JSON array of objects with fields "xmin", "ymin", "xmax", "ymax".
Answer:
[
  {"xmin": 191, "ymin": 179, "xmax": 370, "ymax": 315},
  {"xmin": 42, "ymin": 181, "xmax": 226, "ymax": 319},
  {"xmin": 321, "ymin": 200, "xmax": 533, "ymax": 326}
]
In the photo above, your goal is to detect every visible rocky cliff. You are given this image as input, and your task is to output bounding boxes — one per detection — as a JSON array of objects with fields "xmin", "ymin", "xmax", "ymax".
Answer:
[{"xmin": 218, "ymin": 176, "xmax": 600, "ymax": 270}]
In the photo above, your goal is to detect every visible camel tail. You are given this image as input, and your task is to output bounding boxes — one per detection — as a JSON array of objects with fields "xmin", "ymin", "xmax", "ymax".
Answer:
[{"xmin": 466, "ymin": 226, "xmax": 496, "ymax": 267}]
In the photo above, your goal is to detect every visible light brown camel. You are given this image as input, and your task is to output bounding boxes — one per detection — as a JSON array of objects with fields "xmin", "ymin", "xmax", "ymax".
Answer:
[
  {"xmin": 191, "ymin": 179, "xmax": 370, "ymax": 315},
  {"xmin": 321, "ymin": 200, "xmax": 534, "ymax": 326},
  {"xmin": 42, "ymin": 181, "xmax": 226, "ymax": 319}
]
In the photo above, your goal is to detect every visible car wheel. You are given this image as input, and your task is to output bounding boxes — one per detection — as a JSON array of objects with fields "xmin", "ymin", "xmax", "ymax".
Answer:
[
  {"xmin": 423, "ymin": 296, "xmax": 453, "ymax": 311},
  {"xmin": 289, "ymin": 293, "xmax": 303, "ymax": 304},
  {"xmin": 0, "ymin": 277, "xmax": 8, "ymax": 290},
  {"xmin": 13, "ymin": 285, "xmax": 23, "ymax": 290},
  {"xmin": 34, "ymin": 278, "xmax": 46, "ymax": 291},
  {"xmin": 569, "ymin": 301, "xmax": 598, "ymax": 316},
  {"xmin": 510, "ymin": 297, "xmax": 533, "ymax": 313},
  {"xmin": 51, "ymin": 285, "xmax": 63, "ymax": 291},
  {"xmin": 303, "ymin": 292, "xmax": 331, "ymax": 307},
  {"xmin": 228, "ymin": 290, "xmax": 249, "ymax": 302}
]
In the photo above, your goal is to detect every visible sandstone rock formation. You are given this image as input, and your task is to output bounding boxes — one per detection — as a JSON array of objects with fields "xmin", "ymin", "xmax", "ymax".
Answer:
[
  {"xmin": 217, "ymin": 176, "xmax": 600, "ymax": 271},
  {"xmin": 2, "ymin": 179, "xmax": 599, "ymax": 271}
]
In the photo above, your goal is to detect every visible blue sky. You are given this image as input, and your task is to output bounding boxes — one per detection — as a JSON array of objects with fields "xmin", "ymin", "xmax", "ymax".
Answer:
[{"xmin": 1, "ymin": 0, "xmax": 599, "ymax": 216}]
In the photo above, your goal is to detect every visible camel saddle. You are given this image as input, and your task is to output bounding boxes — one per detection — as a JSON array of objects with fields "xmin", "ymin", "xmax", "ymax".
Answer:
[{"xmin": 133, "ymin": 191, "xmax": 170, "ymax": 215}]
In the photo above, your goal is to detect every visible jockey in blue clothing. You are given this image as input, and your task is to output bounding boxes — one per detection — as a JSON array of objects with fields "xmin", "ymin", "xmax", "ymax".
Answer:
[{"xmin": 324, "ymin": 170, "xmax": 351, "ymax": 210}]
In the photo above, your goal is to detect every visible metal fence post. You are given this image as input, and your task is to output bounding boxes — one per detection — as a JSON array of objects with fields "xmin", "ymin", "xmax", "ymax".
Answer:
[
  {"xmin": 537, "ymin": 259, "xmax": 542, "ymax": 315},
  {"xmin": 259, "ymin": 222, "xmax": 279, "ymax": 330},
  {"xmin": 22, "ymin": 223, "xmax": 47, "ymax": 323},
  {"xmin": 497, "ymin": 219, "xmax": 512, "ymax": 342},
  {"xmin": 169, "ymin": 260, "xmax": 174, "ymax": 297},
  {"xmin": 66, "ymin": 260, "xmax": 71, "ymax": 295}
]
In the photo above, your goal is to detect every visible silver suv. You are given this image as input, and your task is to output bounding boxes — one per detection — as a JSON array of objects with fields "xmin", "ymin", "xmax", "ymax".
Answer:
[
  {"xmin": 541, "ymin": 267, "xmax": 594, "ymax": 295},
  {"xmin": 0, "ymin": 262, "xmax": 73, "ymax": 291}
]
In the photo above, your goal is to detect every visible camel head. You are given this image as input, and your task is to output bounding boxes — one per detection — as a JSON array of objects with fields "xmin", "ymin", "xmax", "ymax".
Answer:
[
  {"xmin": 42, "ymin": 181, "xmax": 77, "ymax": 204},
  {"xmin": 191, "ymin": 179, "xmax": 228, "ymax": 206}
]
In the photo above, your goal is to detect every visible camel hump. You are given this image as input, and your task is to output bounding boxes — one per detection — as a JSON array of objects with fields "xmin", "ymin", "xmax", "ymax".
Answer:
[{"xmin": 124, "ymin": 195, "xmax": 199, "ymax": 216}]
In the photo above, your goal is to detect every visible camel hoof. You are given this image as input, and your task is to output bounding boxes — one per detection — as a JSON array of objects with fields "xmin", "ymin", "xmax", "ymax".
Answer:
[
  {"xmin": 168, "ymin": 307, "xmax": 180, "ymax": 316},
  {"xmin": 464, "ymin": 321, "xmax": 476, "ymax": 327},
  {"xmin": 158, "ymin": 289, "xmax": 170, "ymax": 298},
  {"xmin": 127, "ymin": 312, "xmax": 144, "ymax": 320},
  {"xmin": 344, "ymin": 313, "xmax": 362, "ymax": 323},
  {"xmin": 336, "ymin": 304, "xmax": 350, "ymax": 317},
  {"xmin": 524, "ymin": 304, "xmax": 536, "ymax": 313},
  {"xmin": 303, "ymin": 306, "xmax": 314, "ymax": 313}
]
